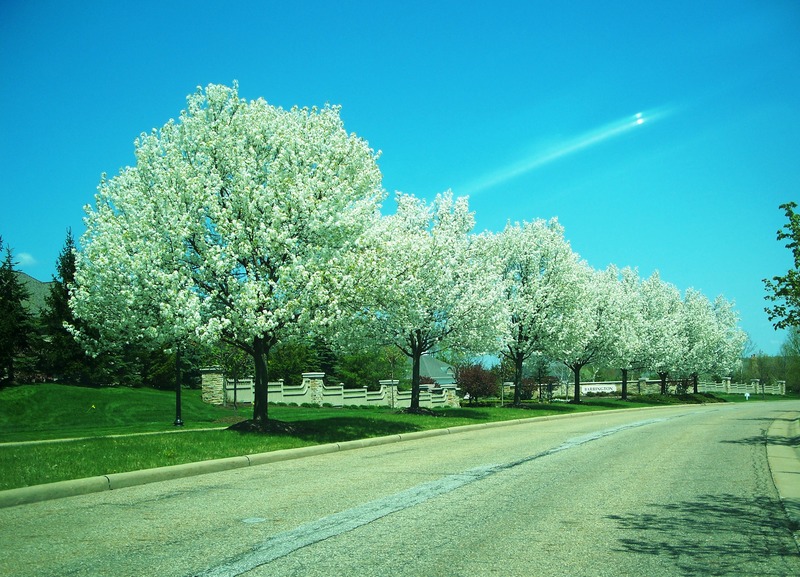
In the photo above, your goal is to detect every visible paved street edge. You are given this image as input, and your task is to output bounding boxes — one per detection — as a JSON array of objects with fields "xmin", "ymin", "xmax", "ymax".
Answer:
[
  {"xmin": 766, "ymin": 409, "xmax": 800, "ymax": 545},
  {"xmin": 2, "ymin": 404, "xmax": 798, "ymax": 516}
]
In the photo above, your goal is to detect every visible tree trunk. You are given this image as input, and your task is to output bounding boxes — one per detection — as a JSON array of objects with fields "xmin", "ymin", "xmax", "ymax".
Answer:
[
  {"xmin": 252, "ymin": 336, "xmax": 271, "ymax": 425},
  {"xmin": 692, "ymin": 373, "xmax": 699, "ymax": 394},
  {"xmin": 513, "ymin": 349, "xmax": 524, "ymax": 405},
  {"xmin": 571, "ymin": 363, "xmax": 582, "ymax": 403},
  {"xmin": 621, "ymin": 367, "xmax": 629, "ymax": 401},
  {"xmin": 410, "ymin": 344, "xmax": 422, "ymax": 411},
  {"xmin": 658, "ymin": 371, "xmax": 669, "ymax": 395}
]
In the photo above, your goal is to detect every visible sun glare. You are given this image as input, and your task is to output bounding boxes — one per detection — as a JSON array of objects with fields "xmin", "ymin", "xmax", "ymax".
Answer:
[{"xmin": 462, "ymin": 105, "xmax": 672, "ymax": 195}]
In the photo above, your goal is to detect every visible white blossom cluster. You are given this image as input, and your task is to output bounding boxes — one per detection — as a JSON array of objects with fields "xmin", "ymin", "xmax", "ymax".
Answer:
[
  {"xmin": 335, "ymin": 191, "xmax": 508, "ymax": 405},
  {"xmin": 71, "ymin": 83, "xmax": 747, "ymax": 415},
  {"xmin": 476, "ymin": 222, "xmax": 745, "ymax": 401},
  {"xmin": 70, "ymin": 84, "xmax": 384, "ymax": 419}
]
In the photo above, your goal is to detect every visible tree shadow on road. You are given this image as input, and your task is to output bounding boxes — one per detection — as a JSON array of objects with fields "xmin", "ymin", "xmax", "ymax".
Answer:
[
  {"xmin": 720, "ymin": 434, "xmax": 800, "ymax": 448},
  {"xmin": 606, "ymin": 494, "xmax": 799, "ymax": 576},
  {"xmin": 734, "ymin": 415, "xmax": 799, "ymax": 424}
]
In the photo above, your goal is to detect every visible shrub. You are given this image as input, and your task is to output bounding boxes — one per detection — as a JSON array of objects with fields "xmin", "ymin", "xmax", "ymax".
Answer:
[{"xmin": 455, "ymin": 363, "xmax": 498, "ymax": 404}]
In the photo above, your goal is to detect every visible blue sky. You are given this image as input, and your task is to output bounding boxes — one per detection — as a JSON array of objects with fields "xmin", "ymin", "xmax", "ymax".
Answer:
[{"xmin": 1, "ymin": 0, "xmax": 798, "ymax": 355}]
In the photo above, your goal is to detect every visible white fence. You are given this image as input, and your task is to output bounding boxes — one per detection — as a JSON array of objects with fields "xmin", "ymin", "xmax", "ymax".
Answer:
[
  {"xmin": 542, "ymin": 378, "xmax": 786, "ymax": 397},
  {"xmin": 200, "ymin": 369, "xmax": 460, "ymax": 409},
  {"xmin": 695, "ymin": 380, "xmax": 786, "ymax": 395}
]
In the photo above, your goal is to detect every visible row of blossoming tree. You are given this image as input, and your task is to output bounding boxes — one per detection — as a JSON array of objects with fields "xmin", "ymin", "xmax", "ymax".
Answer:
[{"xmin": 70, "ymin": 84, "xmax": 746, "ymax": 428}]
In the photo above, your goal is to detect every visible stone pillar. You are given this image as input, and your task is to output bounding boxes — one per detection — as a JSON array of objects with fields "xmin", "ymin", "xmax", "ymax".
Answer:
[
  {"xmin": 379, "ymin": 380, "xmax": 399, "ymax": 408},
  {"xmin": 723, "ymin": 376, "xmax": 731, "ymax": 393},
  {"xmin": 445, "ymin": 388, "xmax": 461, "ymax": 408},
  {"xmin": 303, "ymin": 372, "xmax": 326, "ymax": 405},
  {"xmin": 778, "ymin": 380, "xmax": 786, "ymax": 395},
  {"xmin": 200, "ymin": 367, "xmax": 225, "ymax": 405}
]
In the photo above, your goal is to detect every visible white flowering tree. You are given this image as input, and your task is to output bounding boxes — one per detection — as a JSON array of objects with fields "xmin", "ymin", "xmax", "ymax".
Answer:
[
  {"xmin": 342, "ymin": 191, "xmax": 508, "ymax": 411},
  {"xmin": 678, "ymin": 289, "xmax": 717, "ymax": 391},
  {"xmin": 604, "ymin": 267, "xmax": 645, "ymax": 400},
  {"xmin": 709, "ymin": 295, "xmax": 747, "ymax": 380},
  {"xmin": 487, "ymin": 219, "xmax": 585, "ymax": 404},
  {"xmin": 640, "ymin": 272, "xmax": 684, "ymax": 394},
  {"xmin": 675, "ymin": 290, "xmax": 746, "ymax": 392},
  {"xmin": 555, "ymin": 264, "xmax": 628, "ymax": 403},
  {"xmin": 71, "ymin": 83, "xmax": 384, "ymax": 428}
]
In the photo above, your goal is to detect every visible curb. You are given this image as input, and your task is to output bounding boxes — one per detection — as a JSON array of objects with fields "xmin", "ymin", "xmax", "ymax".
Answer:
[
  {"xmin": 0, "ymin": 407, "xmax": 639, "ymax": 508},
  {"xmin": 2, "ymin": 403, "xmax": 794, "ymax": 509},
  {"xmin": 766, "ymin": 409, "xmax": 800, "ymax": 545}
]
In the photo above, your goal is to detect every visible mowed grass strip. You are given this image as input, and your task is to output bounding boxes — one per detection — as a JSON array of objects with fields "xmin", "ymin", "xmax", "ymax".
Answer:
[
  {"xmin": 0, "ymin": 382, "xmax": 770, "ymax": 491},
  {"xmin": 0, "ymin": 431, "xmax": 314, "ymax": 490},
  {"xmin": 0, "ymin": 384, "xmax": 240, "ymax": 442},
  {"xmin": 0, "ymin": 384, "xmax": 568, "ymax": 490}
]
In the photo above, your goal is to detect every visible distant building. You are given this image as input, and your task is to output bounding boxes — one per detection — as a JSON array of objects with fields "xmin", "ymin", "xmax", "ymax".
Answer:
[{"xmin": 417, "ymin": 355, "xmax": 457, "ymax": 387}]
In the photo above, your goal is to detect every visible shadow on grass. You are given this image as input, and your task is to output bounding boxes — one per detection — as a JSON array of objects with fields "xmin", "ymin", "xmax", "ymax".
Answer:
[
  {"xmin": 607, "ymin": 493, "xmax": 800, "ymax": 575},
  {"xmin": 433, "ymin": 408, "xmax": 496, "ymax": 420},
  {"xmin": 230, "ymin": 415, "xmax": 425, "ymax": 443},
  {"xmin": 582, "ymin": 400, "xmax": 631, "ymax": 409},
  {"xmin": 626, "ymin": 393, "xmax": 727, "ymax": 405},
  {"xmin": 292, "ymin": 417, "xmax": 423, "ymax": 443},
  {"xmin": 499, "ymin": 402, "xmax": 578, "ymax": 413}
]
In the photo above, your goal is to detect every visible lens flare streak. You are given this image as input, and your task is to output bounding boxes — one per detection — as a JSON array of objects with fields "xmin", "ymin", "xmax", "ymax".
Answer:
[{"xmin": 464, "ymin": 107, "xmax": 669, "ymax": 195}]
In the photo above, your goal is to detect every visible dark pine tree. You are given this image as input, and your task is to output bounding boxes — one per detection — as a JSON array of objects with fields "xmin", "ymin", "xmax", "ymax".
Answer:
[
  {"xmin": 39, "ymin": 229, "xmax": 93, "ymax": 384},
  {"xmin": 0, "ymin": 237, "xmax": 34, "ymax": 385}
]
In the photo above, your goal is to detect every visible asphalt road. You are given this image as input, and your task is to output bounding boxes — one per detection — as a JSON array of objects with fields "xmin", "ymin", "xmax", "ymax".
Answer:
[{"xmin": 1, "ymin": 401, "xmax": 799, "ymax": 577}]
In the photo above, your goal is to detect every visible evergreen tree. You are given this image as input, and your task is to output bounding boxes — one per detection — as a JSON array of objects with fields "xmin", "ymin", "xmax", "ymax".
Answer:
[
  {"xmin": 39, "ymin": 229, "xmax": 91, "ymax": 383},
  {"xmin": 334, "ymin": 347, "xmax": 390, "ymax": 390},
  {"xmin": 0, "ymin": 237, "xmax": 34, "ymax": 385}
]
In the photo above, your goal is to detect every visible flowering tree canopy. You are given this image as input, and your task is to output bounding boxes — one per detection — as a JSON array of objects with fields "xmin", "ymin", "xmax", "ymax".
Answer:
[
  {"xmin": 640, "ymin": 272, "xmax": 684, "ymax": 393},
  {"xmin": 342, "ymin": 191, "xmax": 508, "ymax": 410},
  {"xmin": 602, "ymin": 266, "xmax": 646, "ymax": 399},
  {"xmin": 709, "ymin": 295, "xmax": 747, "ymax": 377},
  {"xmin": 71, "ymin": 83, "xmax": 384, "ymax": 426},
  {"xmin": 678, "ymin": 288, "xmax": 719, "ymax": 388},
  {"xmin": 487, "ymin": 219, "xmax": 585, "ymax": 404},
  {"xmin": 67, "ymin": 83, "xmax": 751, "ymax": 411},
  {"xmin": 555, "ymin": 264, "xmax": 628, "ymax": 402}
]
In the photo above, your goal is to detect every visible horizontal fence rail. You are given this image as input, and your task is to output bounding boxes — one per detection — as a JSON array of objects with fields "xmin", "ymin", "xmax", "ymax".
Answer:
[
  {"xmin": 200, "ymin": 368, "xmax": 785, "ymax": 410},
  {"xmin": 505, "ymin": 378, "xmax": 786, "ymax": 397},
  {"xmin": 200, "ymin": 369, "xmax": 461, "ymax": 408}
]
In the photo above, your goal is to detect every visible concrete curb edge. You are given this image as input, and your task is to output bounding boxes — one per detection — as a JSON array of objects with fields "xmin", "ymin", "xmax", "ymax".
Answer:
[
  {"xmin": 3, "ymin": 403, "xmax": 795, "ymax": 509},
  {"xmin": 766, "ymin": 409, "xmax": 800, "ymax": 547}
]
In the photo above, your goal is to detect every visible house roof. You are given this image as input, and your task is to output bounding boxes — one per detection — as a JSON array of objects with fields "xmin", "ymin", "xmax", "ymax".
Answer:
[{"xmin": 418, "ymin": 355, "xmax": 456, "ymax": 385}]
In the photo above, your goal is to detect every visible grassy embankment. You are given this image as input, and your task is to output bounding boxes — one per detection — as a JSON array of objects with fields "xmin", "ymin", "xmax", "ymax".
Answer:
[{"xmin": 0, "ymin": 383, "xmax": 784, "ymax": 491}]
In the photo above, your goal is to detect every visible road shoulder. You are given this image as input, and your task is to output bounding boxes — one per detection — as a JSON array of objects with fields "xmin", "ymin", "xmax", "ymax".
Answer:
[{"xmin": 766, "ymin": 409, "xmax": 800, "ymax": 546}]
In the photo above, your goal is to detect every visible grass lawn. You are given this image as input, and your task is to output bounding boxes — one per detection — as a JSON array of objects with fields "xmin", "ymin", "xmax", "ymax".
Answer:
[{"xmin": 0, "ymin": 383, "xmax": 792, "ymax": 491}]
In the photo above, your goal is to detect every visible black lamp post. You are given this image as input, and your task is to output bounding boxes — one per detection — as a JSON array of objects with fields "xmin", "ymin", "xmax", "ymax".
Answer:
[{"xmin": 174, "ymin": 345, "xmax": 184, "ymax": 426}]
